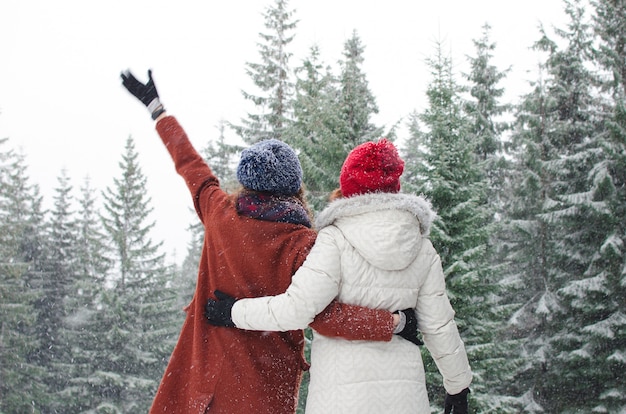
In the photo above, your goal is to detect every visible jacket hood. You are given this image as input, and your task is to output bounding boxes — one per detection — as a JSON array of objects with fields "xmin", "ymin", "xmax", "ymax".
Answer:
[{"xmin": 315, "ymin": 193, "xmax": 437, "ymax": 270}]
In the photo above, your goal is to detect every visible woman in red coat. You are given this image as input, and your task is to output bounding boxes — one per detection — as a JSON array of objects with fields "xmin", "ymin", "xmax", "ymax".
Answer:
[{"xmin": 121, "ymin": 70, "xmax": 409, "ymax": 414}]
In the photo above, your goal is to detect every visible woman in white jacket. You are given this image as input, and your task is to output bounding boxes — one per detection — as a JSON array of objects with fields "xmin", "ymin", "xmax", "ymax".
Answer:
[{"xmin": 206, "ymin": 139, "xmax": 472, "ymax": 414}]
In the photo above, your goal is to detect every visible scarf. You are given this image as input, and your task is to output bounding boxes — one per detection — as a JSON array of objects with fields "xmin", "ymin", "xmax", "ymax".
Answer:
[{"xmin": 237, "ymin": 192, "xmax": 312, "ymax": 228}]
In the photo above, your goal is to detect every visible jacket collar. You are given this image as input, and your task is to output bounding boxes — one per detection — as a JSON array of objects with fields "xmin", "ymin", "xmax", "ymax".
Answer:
[{"xmin": 315, "ymin": 192, "xmax": 436, "ymax": 236}]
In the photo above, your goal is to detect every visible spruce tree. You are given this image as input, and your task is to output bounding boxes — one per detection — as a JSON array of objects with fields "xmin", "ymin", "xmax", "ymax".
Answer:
[
  {"xmin": 288, "ymin": 45, "xmax": 347, "ymax": 209},
  {"xmin": 498, "ymin": 2, "xmax": 622, "ymax": 411},
  {"xmin": 460, "ymin": 25, "xmax": 525, "ymax": 413},
  {"xmin": 502, "ymin": 66, "xmax": 566, "ymax": 411},
  {"xmin": 464, "ymin": 23, "xmax": 512, "ymax": 208},
  {"xmin": 536, "ymin": 3, "xmax": 610, "ymax": 411},
  {"xmin": 6, "ymin": 149, "xmax": 53, "ymax": 412},
  {"xmin": 20, "ymin": 193, "xmax": 50, "ymax": 411},
  {"xmin": 94, "ymin": 136, "xmax": 179, "ymax": 412},
  {"xmin": 338, "ymin": 30, "xmax": 383, "ymax": 147},
  {"xmin": 500, "ymin": 9, "xmax": 591, "ymax": 407},
  {"xmin": 401, "ymin": 111, "xmax": 428, "ymax": 196},
  {"xmin": 567, "ymin": 0, "xmax": 626, "ymax": 411},
  {"xmin": 75, "ymin": 177, "xmax": 112, "ymax": 283},
  {"xmin": 34, "ymin": 169, "xmax": 83, "ymax": 412},
  {"xmin": 61, "ymin": 177, "xmax": 113, "ymax": 412},
  {"xmin": 292, "ymin": 33, "xmax": 383, "ymax": 211},
  {"xmin": 0, "ymin": 138, "xmax": 46, "ymax": 413},
  {"xmin": 232, "ymin": 0, "xmax": 298, "ymax": 143}
]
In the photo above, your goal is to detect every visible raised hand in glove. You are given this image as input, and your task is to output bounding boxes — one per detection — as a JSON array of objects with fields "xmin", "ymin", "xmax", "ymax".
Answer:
[
  {"xmin": 205, "ymin": 290, "xmax": 237, "ymax": 327},
  {"xmin": 444, "ymin": 388, "xmax": 470, "ymax": 414},
  {"xmin": 394, "ymin": 308, "xmax": 423, "ymax": 346},
  {"xmin": 120, "ymin": 69, "xmax": 166, "ymax": 120}
]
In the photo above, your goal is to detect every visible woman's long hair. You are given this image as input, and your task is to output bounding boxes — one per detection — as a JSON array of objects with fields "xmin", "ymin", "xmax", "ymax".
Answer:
[{"xmin": 329, "ymin": 188, "xmax": 343, "ymax": 202}]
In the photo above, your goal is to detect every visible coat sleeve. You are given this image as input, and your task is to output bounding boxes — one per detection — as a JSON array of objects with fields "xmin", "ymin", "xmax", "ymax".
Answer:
[
  {"xmin": 155, "ymin": 116, "xmax": 219, "ymax": 222},
  {"xmin": 416, "ymin": 242, "xmax": 472, "ymax": 395},
  {"xmin": 309, "ymin": 301, "xmax": 394, "ymax": 341},
  {"xmin": 232, "ymin": 229, "xmax": 343, "ymax": 331}
]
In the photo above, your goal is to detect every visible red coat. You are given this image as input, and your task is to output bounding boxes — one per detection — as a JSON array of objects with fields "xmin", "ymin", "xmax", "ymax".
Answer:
[{"xmin": 149, "ymin": 116, "xmax": 394, "ymax": 414}]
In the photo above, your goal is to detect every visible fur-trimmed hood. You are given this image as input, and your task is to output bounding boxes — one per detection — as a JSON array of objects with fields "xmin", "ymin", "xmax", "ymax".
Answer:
[
  {"xmin": 315, "ymin": 192, "xmax": 437, "ymax": 271},
  {"xmin": 315, "ymin": 192, "xmax": 436, "ymax": 235}
]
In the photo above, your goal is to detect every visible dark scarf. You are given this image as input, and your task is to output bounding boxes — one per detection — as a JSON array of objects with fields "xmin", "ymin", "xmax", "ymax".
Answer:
[{"xmin": 237, "ymin": 192, "xmax": 312, "ymax": 228}]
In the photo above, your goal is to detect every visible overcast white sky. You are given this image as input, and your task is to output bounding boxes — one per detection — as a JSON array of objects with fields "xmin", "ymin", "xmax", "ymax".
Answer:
[{"xmin": 0, "ymin": 0, "xmax": 569, "ymax": 263}]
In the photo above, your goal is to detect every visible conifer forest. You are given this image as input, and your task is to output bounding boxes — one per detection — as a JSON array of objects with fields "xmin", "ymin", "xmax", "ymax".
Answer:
[{"xmin": 1, "ymin": 0, "xmax": 625, "ymax": 412}]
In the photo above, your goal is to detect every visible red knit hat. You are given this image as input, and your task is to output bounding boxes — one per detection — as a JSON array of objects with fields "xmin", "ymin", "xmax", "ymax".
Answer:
[{"xmin": 339, "ymin": 138, "xmax": 405, "ymax": 197}]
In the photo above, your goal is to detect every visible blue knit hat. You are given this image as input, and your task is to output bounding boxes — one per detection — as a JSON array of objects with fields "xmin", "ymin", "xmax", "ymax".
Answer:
[{"xmin": 236, "ymin": 139, "xmax": 303, "ymax": 196}]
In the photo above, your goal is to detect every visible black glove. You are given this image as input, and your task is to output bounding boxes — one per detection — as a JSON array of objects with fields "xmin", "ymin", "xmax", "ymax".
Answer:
[
  {"xmin": 444, "ymin": 388, "xmax": 470, "ymax": 414},
  {"xmin": 120, "ymin": 69, "xmax": 166, "ymax": 120},
  {"xmin": 395, "ymin": 308, "xmax": 423, "ymax": 346},
  {"xmin": 205, "ymin": 290, "xmax": 237, "ymax": 327}
]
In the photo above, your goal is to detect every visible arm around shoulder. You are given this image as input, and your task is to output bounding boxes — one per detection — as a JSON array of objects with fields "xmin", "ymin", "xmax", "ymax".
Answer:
[{"xmin": 310, "ymin": 301, "xmax": 395, "ymax": 341}]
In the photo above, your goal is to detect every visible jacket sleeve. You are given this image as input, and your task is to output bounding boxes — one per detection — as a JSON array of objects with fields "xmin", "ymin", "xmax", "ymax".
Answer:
[
  {"xmin": 416, "ymin": 242, "xmax": 472, "ymax": 395},
  {"xmin": 310, "ymin": 301, "xmax": 394, "ymax": 341},
  {"xmin": 155, "ymin": 116, "xmax": 219, "ymax": 222},
  {"xmin": 233, "ymin": 228, "xmax": 395, "ymax": 340},
  {"xmin": 231, "ymin": 229, "xmax": 343, "ymax": 331}
]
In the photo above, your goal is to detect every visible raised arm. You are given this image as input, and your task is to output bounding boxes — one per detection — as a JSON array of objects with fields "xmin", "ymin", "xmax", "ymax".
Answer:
[{"xmin": 120, "ymin": 69, "xmax": 219, "ymax": 221}]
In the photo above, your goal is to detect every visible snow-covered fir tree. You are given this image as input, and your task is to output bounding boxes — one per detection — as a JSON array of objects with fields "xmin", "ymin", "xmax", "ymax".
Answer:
[
  {"xmin": 494, "ymin": 1, "xmax": 626, "ymax": 411},
  {"xmin": 501, "ymin": 62, "xmax": 566, "ymax": 412},
  {"xmin": 95, "ymin": 136, "xmax": 179, "ymax": 412},
  {"xmin": 337, "ymin": 30, "xmax": 383, "ymax": 147},
  {"xmin": 232, "ymin": 0, "xmax": 297, "ymax": 143},
  {"xmin": 288, "ymin": 45, "xmax": 348, "ymax": 209},
  {"xmin": 60, "ymin": 177, "xmax": 113, "ymax": 412},
  {"xmin": 573, "ymin": 0, "xmax": 626, "ymax": 410},
  {"xmin": 0, "ymin": 138, "xmax": 47, "ymax": 413},
  {"xmin": 461, "ymin": 25, "xmax": 526, "ymax": 413},
  {"xmin": 11, "ymin": 155, "xmax": 54, "ymax": 412},
  {"xmin": 463, "ymin": 23, "xmax": 512, "ymax": 210},
  {"xmin": 33, "ymin": 170, "xmax": 84, "ymax": 412},
  {"xmin": 291, "ymin": 33, "xmax": 384, "ymax": 211},
  {"xmin": 498, "ymin": 2, "xmax": 609, "ymax": 410},
  {"xmin": 533, "ymin": 3, "xmax": 614, "ymax": 411}
]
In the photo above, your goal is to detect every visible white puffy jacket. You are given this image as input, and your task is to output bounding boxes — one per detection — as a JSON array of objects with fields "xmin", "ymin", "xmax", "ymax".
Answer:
[{"xmin": 232, "ymin": 192, "xmax": 472, "ymax": 413}]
